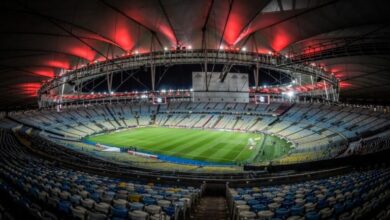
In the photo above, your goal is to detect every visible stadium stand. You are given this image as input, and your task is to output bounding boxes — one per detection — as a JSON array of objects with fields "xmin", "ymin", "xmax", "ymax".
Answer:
[
  {"xmin": 1, "ymin": 100, "xmax": 390, "ymax": 219},
  {"xmin": 4, "ymin": 101, "xmax": 390, "ymax": 166},
  {"xmin": 227, "ymin": 168, "xmax": 390, "ymax": 220},
  {"xmin": 0, "ymin": 129, "xmax": 201, "ymax": 220}
]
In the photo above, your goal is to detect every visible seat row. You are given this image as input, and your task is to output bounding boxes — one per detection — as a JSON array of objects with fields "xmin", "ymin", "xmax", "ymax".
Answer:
[
  {"xmin": 227, "ymin": 168, "xmax": 390, "ymax": 220},
  {"xmin": 0, "ymin": 130, "xmax": 200, "ymax": 220}
]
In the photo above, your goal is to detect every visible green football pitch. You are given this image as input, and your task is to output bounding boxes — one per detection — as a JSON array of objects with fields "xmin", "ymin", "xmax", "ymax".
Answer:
[{"xmin": 86, "ymin": 127, "xmax": 291, "ymax": 164}]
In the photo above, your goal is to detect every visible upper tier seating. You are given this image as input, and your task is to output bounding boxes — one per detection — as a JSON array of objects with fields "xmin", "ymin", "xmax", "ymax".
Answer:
[{"xmin": 3, "ymin": 101, "xmax": 390, "ymax": 164}]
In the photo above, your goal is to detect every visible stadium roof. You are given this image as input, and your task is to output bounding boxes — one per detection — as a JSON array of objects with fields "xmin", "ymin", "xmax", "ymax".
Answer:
[{"xmin": 0, "ymin": 0, "xmax": 390, "ymax": 108}]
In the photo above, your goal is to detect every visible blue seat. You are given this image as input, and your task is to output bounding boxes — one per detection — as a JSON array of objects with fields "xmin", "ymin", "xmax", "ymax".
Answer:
[
  {"xmin": 317, "ymin": 199, "xmax": 328, "ymax": 209},
  {"xmin": 333, "ymin": 203, "xmax": 345, "ymax": 215},
  {"xmin": 282, "ymin": 200, "xmax": 294, "ymax": 208},
  {"xmin": 306, "ymin": 196, "xmax": 317, "ymax": 203},
  {"xmin": 305, "ymin": 211, "xmax": 320, "ymax": 220},
  {"xmin": 130, "ymin": 202, "xmax": 144, "ymax": 211},
  {"xmin": 90, "ymin": 192, "xmax": 101, "ymax": 202},
  {"xmin": 111, "ymin": 207, "xmax": 128, "ymax": 218},
  {"xmin": 163, "ymin": 206, "xmax": 175, "ymax": 217},
  {"xmin": 143, "ymin": 197, "xmax": 156, "ymax": 205},
  {"xmin": 290, "ymin": 205, "xmax": 304, "ymax": 216},
  {"xmin": 70, "ymin": 195, "xmax": 81, "ymax": 205},
  {"xmin": 58, "ymin": 201, "xmax": 71, "ymax": 214},
  {"xmin": 252, "ymin": 204, "xmax": 267, "ymax": 212},
  {"xmin": 247, "ymin": 199, "xmax": 259, "ymax": 206},
  {"xmin": 344, "ymin": 200, "xmax": 353, "ymax": 211},
  {"xmin": 29, "ymin": 187, "xmax": 39, "ymax": 198},
  {"xmin": 275, "ymin": 207, "xmax": 290, "ymax": 219},
  {"xmin": 233, "ymin": 195, "xmax": 241, "ymax": 200}
]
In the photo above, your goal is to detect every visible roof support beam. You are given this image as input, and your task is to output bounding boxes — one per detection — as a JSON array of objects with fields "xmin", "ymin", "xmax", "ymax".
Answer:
[
  {"xmin": 0, "ymin": 53, "xmax": 49, "ymax": 62},
  {"xmin": 219, "ymin": 0, "xmax": 235, "ymax": 47},
  {"xmin": 99, "ymin": 0, "xmax": 164, "ymax": 49},
  {"xmin": 201, "ymin": 0, "xmax": 215, "ymax": 50},
  {"xmin": 0, "ymin": 64, "xmax": 49, "ymax": 77},
  {"xmin": 277, "ymin": 0, "xmax": 284, "ymax": 12},
  {"xmin": 0, "ymin": 48, "xmax": 90, "ymax": 61},
  {"xmin": 158, "ymin": 0, "xmax": 178, "ymax": 46},
  {"xmin": 0, "ymin": 31, "xmax": 124, "ymax": 49},
  {"xmin": 233, "ymin": 0, "xmax": 272, "ymax": 45},
  {"xmin": 15, "ymin": 3, "xmax": 109, "ymax": 62},
  {"xmin": 237, "ymin": 0, "xmax": 340, "ymax": 46},
  {"xmin": 344, "ymin": 82, "xmax": 390, "ymax": 93},
  {"xmin": 217, "ymin": 0, "xmax": 235, "ymax": 82},
  {"xmin": 340, "ymin": 68, "xmax": 390, "ymax": 82},
  {"xmin": 13, "ymin": 9, "xmax": 126, "ymax": 52}
]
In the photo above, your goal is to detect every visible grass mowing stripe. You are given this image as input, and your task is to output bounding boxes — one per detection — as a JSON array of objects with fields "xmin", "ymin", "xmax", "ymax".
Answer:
[
  {"xmin": 169, "ymin": 132, "xmax": 222, "ymax": 159},
  {"xmin": 114, "ymin": 127, "xmax": 190, "ymax": 147},
  {"xmin": 193, "ymin": 132, "xmax": 242, "ymax": 161},
  {"xmin": 150, "ymin": 129, "xmax": 206, "ymax": 152},
  {"xmin": 90, "ymin": 127, "xmax": 173, "ymax": 146},
  {"xmin": 218, "ymin": 133, "xmax": 258, "ymax": 162},
  {"xmin": 85, "ymin": 127, "xmax": 291, "ymax": 164},
  {"xmin": 185, "ymin": 131, "xmax": 235, "ymax": 155}
]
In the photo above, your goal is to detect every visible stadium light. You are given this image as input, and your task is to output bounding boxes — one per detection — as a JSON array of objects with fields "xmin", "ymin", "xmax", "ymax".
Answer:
[
  {"xmin": 161, "ymin": 89, "xmax": 166, "ymax": 93},
  {"xmin": 287, "ymin": 91, "xmax": 295, "ymax": 98},
  {"xmin": 188, "ymin": 45, "xmax": 192, "ymax": 50},
  {"xmin": 241, "ymin": 47, "xmax": 247, "ymax": 52},
  {"xmin": 190, "ymin": 88, "xmax": 193, "ymax": 92},
  {"xmin": 219, "ymin": 45, "xmax": 224, "ymax": 50},
  {"xmin": 292, "ymin": 80, "xmax": 296, "ymax": 84},
  {"xmin": 134, "ymin": 50, "xmax": 139, "ymax": 55},
  {"xmin": 164, "ymin": 47, "xmax": 168, "ymax": 51}
]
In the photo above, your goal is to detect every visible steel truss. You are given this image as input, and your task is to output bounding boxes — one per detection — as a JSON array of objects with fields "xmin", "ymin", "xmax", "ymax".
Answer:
[
  {"xmin": 38, "ymin": 49, "xmax": 339, "ymax": 106},
  {"xmin": 284, "ymin": 38, "xmax": 390, "ymax": 65}
]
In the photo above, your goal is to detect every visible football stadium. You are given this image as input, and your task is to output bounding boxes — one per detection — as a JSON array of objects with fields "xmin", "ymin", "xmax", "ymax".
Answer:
[{"xmin": 1, "ymin": 0, "xmax": 390, "ymax": 219}]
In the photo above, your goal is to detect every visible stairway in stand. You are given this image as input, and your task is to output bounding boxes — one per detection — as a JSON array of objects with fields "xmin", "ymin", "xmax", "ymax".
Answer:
[{"xmin": 191, "ymin": 184, "xmax": 229, "ymax": 220}]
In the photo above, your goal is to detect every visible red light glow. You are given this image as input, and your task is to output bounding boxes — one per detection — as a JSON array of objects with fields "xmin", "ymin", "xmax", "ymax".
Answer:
[
  {"xmin": 340, "ymin": 82, "xmax": 352, "ymax": 89},
  {"xmin": 69, "ymin": 47, "xmax": 96, "ymax": 61},
  {"xmin": 46, "ymin": 60, "xmax": 70, "ymax": 70},
  {"xmin": 17, "ymin": 83, "xmax": 41, "ymax": 97},
  {"xmin": 114, "ymin": 20, "xmax": 135, "ymax": 51},
  {"xmin": 29, "ymin": 67, "xmax": 55, "ymax": 78},
  {"xmin": 224, "ymin": 13, "xmax": 243, "ymax": 46},
  {"xmin": 271, "ymin": 31, "xmax": 291, "ymax": 52}
]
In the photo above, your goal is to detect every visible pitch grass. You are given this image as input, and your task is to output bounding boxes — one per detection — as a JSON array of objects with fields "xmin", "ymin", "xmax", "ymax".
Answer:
[{"xmin": 86, "ymin": 127, "xmax": 291, "ymax": 164}]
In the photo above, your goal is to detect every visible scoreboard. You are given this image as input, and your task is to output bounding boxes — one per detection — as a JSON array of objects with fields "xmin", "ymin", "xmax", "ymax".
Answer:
[
  {"xmin": 152, "ymin": 96, "xmax": 167, "ymax": 104},
  {"xmin": 255, "ymin": 94, "xmax": 270, "ymax": 104}
]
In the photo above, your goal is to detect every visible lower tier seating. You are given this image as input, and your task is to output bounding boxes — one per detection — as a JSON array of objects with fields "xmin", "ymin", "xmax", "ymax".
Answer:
[
  {"xmin": 0, "ymin": 130, "xmax": 200, "ymax": 220},
  {"xmin": 227, "ymin": 168, "xmax": 390, "ymax": 220}
]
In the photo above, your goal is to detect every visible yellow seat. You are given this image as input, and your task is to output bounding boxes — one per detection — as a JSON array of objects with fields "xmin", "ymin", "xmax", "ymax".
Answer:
[
  {"xmin": 129, "ymin": 194, "xmax": 142, "ymax": 202},
  {"xmin": 118, "ymin": 182, "xmax": 127, "ymax": 188}
]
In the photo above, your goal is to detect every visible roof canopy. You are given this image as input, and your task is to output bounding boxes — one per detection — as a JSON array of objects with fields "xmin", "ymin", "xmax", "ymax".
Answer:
[{"xmin": 0, "ymin": 0, "xmax": 389, "ymax": 107}]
